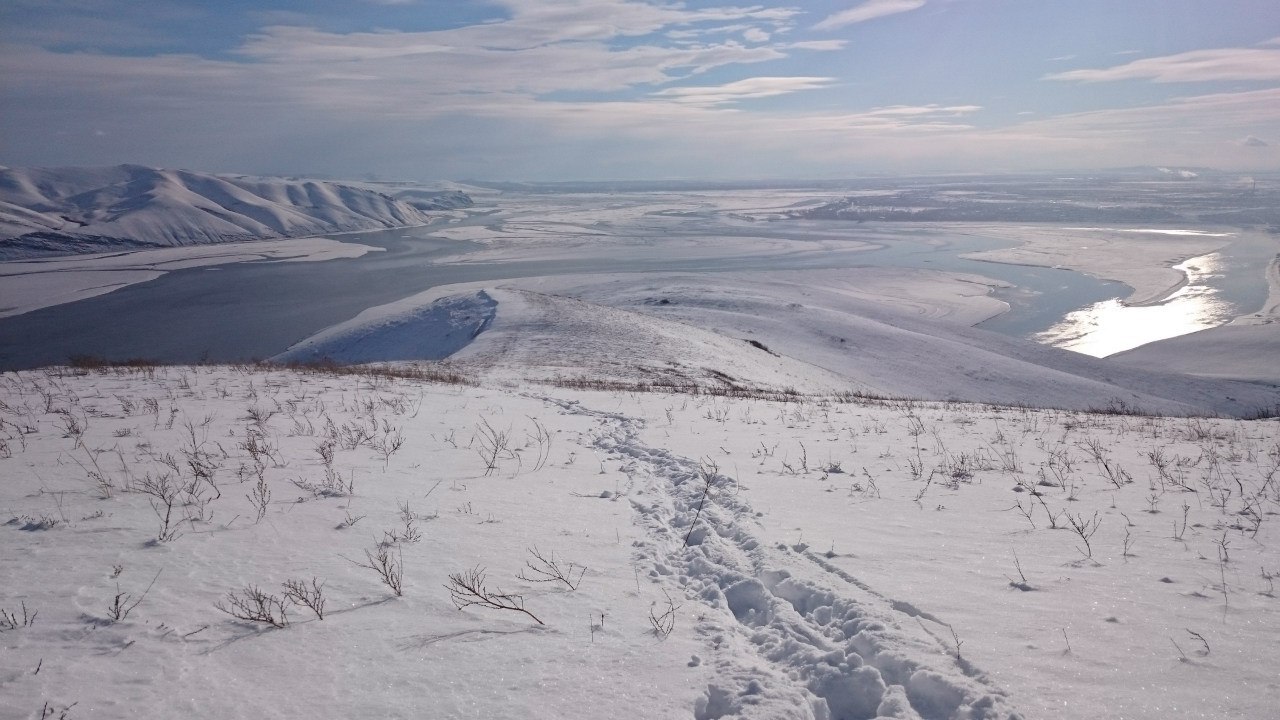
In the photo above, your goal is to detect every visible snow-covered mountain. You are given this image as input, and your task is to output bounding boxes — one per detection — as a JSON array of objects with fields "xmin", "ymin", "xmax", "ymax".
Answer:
[{"xmin": 0, "ymin": 164, "xmax": 471, "ymax": 258}]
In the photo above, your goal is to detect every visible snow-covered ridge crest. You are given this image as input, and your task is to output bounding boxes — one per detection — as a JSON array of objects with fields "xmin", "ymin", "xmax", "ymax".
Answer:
[{"xmin": 0, "ymin": 164, "xmax": 472, "ymax": 258}]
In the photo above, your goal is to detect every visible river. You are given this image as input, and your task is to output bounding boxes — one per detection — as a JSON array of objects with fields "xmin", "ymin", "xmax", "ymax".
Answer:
[{"xmin": 0, "ymin": 212, "xmax": 1264, "ymax": 369}]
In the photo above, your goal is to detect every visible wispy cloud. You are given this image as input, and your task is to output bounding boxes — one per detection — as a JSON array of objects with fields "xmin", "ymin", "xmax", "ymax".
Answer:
[
  {"xmin": 1045, "ymin": 47, "xmax": 1280, "ymax": 83},
  {"xmin": 784, "ymin": 40, "xmax": 848, "ymax": 51},
  {"xmin": 814, "ymin": 0, "xmax": 927, "ymax": 31},
  {"xmin": 1, "ymin": 2, "xmax": 833, "ymax": 132},
  {"xmin": 818, "ymin": 104, "xmax": 982, "ymax": 132},
  {"xmin": 651, "ymin": 76, "xmax": 835, "ymax": 105},
  {"xmin": 4, "ymin": 0, "xmax": 1277, "ymax": 178},
  {"xmin": 232, "ymin": 29, "xmax": 792, "ymax": 104}
]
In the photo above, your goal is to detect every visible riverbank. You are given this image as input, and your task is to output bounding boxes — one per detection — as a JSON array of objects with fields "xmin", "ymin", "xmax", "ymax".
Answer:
[
  {"xmin": 955, "ymin": 224, "xmax": 1237, "ymax": 306},
  {"xmin": 0, "ymin": 236, "xmax": 381, "ymax": 318},
  {"xmin": 1232, "ymin": 252, "xmax": 1280, "ymax": 325},
  {"xmin": 1110, "ymin": 252, "xmax": 1280, "ymax": 384}
]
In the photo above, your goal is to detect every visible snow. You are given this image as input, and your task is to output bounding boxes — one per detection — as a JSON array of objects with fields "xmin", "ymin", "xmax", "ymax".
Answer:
[
  {"xmin": 415, "ymin": 190, "xmax": 869, "ymax": 265},
  {"xmin": 1063, "ymin": 228, "xmax": 1235, "ymax": 237},
  {"xmin": 4, "ymin": 183, "xmax": 1280, "ymax": 719},
  {"xmin": 0, "ymin": 238, "xmax": 380, "ymax": 319},
  {"xmin": 956, "ymin": 224, "xmax": 1241, "ymax": 306},
  {"xmin": 275, "ymin": 270, "xmax": 1280, "ymax": 418},
  {"xmin": 1110, "ymin": 254, "xmax": 1280, "ymax": 384},
  {"xmin": 2, "ymin": 364, "xmax": 1276, "ymax": 719},
  {"xmin": 0, "ymin": 165, "xmax": 470, "ymax": 259},
  {"xmin": 274, "ymin": 289, "xmax": 498, "ymax": 365}
]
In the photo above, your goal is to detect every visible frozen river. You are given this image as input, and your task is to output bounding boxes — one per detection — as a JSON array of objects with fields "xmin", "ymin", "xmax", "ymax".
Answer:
[{"xmin": 0, "ymin": 208, "xmax": 1267, "ymax": 370}]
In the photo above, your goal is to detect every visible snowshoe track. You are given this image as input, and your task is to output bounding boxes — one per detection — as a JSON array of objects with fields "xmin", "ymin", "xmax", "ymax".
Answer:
[{"xmin": 550, "ymin": 397, "xmax": 1021, "ymax": 720}]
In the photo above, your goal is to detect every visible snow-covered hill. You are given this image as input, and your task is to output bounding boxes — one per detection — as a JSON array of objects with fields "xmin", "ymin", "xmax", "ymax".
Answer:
[
  {"xmin": 0, "ymin": 165, "xmax": 471, "ymax": 258},
  {"xmin": 272, "ymin": 273, "xmax": 1280, "ymax": 419},
  {"xmin": 2, "ymin": 364, "xmax": 1276, "ymax": 719}
]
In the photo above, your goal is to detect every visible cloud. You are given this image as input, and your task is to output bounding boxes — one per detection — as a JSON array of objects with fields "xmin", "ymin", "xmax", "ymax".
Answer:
[
  {"xmin": 222, "ymin": 19, "xmax": 807, "ymax": 106},
  {"xmin": 469, "ymin": 0, "xmax": 800, "ymax": 47},
  {"xmin": 5, "ymin": 0, "xmax": 1278, "ymax": 179},
  {"xmin": 814, "ymin": 0, "xmax": 927, "ymax": 31},
  {"xmin": 815, "ymin": 104, "xmax": 982, "ymax": 132},
  {"xmin": 1045, "ymin": 47, "xmax": 1280, "ymax": 83},
  {"xmin": 651, "ymin": 76, "xmax": 834, "ymax": 105},
  {"xmin": 1243, "ymin": 135, "xmax": 1268, "ymax": 147},
  {"xmin": 784, "ymin": 40, "xmax": 848, "ymax": 51}
]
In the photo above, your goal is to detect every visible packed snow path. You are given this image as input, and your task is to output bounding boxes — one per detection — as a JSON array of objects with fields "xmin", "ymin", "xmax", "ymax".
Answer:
[{"xmin": 549, "ymin": 396, "xmax": 1020, "ymax": 719}]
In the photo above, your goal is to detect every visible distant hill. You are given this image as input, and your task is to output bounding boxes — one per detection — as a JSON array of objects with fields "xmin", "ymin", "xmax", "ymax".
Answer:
[{"xmin": 0, "ymin": 164, "xmax": 472, "ymax": 258}]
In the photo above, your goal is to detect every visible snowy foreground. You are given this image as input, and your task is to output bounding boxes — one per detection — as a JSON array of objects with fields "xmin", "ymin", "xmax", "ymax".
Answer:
[{"xmin": 2, "ymin": 365, "xmax": 1278, "ymax": 719}]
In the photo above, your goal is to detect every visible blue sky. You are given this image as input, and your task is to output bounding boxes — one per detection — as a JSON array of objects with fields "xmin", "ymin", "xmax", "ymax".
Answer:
[{"xmin": 2, "ymin": 0, "xmax": 1278, "ymax": 180}]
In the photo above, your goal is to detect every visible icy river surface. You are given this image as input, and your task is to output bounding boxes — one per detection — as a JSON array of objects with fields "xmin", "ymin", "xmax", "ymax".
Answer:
[{"xmin": 0, "ymin": 209, "xmax": 1268, "ymax": 369}]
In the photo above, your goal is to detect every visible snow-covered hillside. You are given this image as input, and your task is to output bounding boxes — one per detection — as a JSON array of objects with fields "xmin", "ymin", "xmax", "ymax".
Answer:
[
  {"xmin": 0, "ymin": 165, "xmax": 471, "ymax": 258},
  {"xmin": 2, "ymin": 364, "xmax": 1276, "ymax": 719},
  {"xmin": 272, "ymin": 276, "xmax": 1280, "ymax": 419}
]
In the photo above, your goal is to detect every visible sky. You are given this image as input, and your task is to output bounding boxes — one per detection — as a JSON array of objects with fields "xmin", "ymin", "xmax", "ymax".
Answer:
[{"xmin": 1, "ymin": 0, "xmax": 1278, "ymax": 180}]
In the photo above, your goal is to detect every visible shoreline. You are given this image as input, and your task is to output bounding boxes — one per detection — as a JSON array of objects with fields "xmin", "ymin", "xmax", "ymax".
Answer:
[
  {"xmin": 1231, "ymin": 252, "xmax": 1280, "ymax": 325},
  {"xmin": 0, "ymin": 236, "xmax": 381, "ymax": 319},
  {"xmin": 1118, "ymin": 260, "xmax": 1192, "ymax": 308},
  {"xmin": 951, "ymin": 223, "xmax": 1235, "ymax": 307}
]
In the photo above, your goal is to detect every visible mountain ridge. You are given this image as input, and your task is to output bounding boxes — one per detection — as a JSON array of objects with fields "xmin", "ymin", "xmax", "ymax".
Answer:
[{"xmin": 0, "ymin": 164, "xmax": 471, "ymax": 258}]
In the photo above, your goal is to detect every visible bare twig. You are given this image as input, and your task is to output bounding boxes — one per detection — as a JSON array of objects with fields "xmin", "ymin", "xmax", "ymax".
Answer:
[
  {"xmin": 649, "ymin": 589, "xmax": 680, "ymax": 639},
  {"xmin": 281, "ymin": 577, "xmax": 326, "ymax": 620},
  {"xmin": 446, "ymin": 566, "xmax": 543, "ymax": 625},
  {"xmin": 215, "ymin": 585, "xmax": 289, "ymax": 628},
  {"xmin": 107, "ymin": 568, "xmax": 162, "ymax": 622},
  {"xmin": 517, "ymin": 547, "xmax": 586, "ymax": 591},
  {"xmin": 346, "ymin": 543, "xmax": 404, "ymax": 597}
]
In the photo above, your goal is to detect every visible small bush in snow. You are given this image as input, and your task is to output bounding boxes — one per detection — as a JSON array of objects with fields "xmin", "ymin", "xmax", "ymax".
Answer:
[
  {"xmin": 474, "ymin": 417, "xmax": 516, "ymax": 476},
  {"xmin": 446, "ymin": 566, "xmax": 543, "ymax": 625},
  {"xmin": 0, "ymin": 601, "xmax": 37, "ymax": 631},
  {"xmin": 215, "ymin": 585, "xmax": 290, "ymax": 628},
  {"xmin": 649, "ymin": 589, "xmax": 680, "ymax": 639},
  {"xmin": 517, "ymin": 546, "xmax": 586, "ymax": 591},
  {"xmin": 282, "ymin": 577, "xmax": 326, "ymax": 620},
  {"xmin": 107, "ymin": 569, "xmax": 162, "ymax": 622},
  {"xmin": 349, "ymin": 542, "xmax": 404, "ymax": 596}
]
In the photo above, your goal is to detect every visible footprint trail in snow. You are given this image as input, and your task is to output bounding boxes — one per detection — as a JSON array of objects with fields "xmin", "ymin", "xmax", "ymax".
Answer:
[{"xmin": 550, "ymin": 396, "xmax": 1021, "ymax": 720}]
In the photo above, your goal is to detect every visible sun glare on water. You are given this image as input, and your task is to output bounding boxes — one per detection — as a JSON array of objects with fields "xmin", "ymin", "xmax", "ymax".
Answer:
[{"xmin": 1035, "ymin": 253, "xmax": 1235, "ymax": 357}]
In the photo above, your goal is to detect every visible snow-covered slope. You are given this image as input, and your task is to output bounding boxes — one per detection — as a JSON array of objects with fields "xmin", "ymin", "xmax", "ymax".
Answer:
[
  {"xmin": 275, "ymin": 290, "xmax": 500, "ymax": 366},
  {"xmin": 543, "ymin": 271, "xmax": 1280, "ymax": 418},
  {"xmin": 0, "ymin": 165, "xmax": 472, "ymax": 258},
  {"xmin": 274, "ymin": 272, "xmax": 1280, "ymax": 418},
  {"xmin": 3, "ymin": 365, "xmax": 1276, "ymax": 719},
  {"xmin": 1110, "ymin": 254, "xmax": 1280, "ymax": 384},
  {"xmin": 1109, "ymin": 322, "xmax": 1280, "ymax": 384}
]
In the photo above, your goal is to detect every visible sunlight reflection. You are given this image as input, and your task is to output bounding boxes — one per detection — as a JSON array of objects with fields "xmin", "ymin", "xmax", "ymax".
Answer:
[{"xmin": 1035, "ymin": 254, "xmax": 1235, "ymax": 357}]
